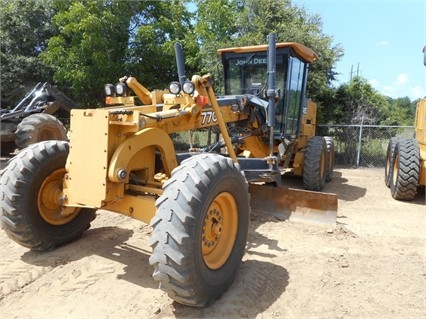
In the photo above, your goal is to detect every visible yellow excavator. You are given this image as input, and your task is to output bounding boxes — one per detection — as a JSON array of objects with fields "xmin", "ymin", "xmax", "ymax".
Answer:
[{"xmin": 0, "ymin": 34, "xmax": 337, "ymax": 307}]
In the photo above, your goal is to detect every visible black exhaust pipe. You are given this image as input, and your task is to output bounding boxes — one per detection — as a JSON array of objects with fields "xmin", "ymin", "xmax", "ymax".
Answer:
[
  {"xmin": 267, "ymin": 33, "xmax": 277, "ymax": 157},
  {"xmin": 174, "ymin": 43, "xmax": 187, "ymax": 85}
]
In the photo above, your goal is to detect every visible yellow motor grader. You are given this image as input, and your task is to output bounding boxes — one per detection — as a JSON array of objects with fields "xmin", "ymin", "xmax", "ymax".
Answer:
[{"xmin": 0, "ymin": 34, "xmax": 337, "ymax": 307}]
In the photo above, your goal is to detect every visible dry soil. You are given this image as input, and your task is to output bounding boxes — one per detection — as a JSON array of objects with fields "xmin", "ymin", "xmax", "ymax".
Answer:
[{"xmin": 0, "ymin": 158, "xmax": 425, "ymax": 318}]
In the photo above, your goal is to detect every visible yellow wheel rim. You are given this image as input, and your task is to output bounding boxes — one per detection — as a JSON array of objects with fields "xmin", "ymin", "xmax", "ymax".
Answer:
[
  {"xmin": 386, "ymin": 153, "xmax": 391, "ymax": 171},
  {"xmin": 38, "ymin": 168, "xmax": 80, "ymax": 225},
  {"xmin": 393, "ymin": 156, "xmax": 399, "ymax": 185},
  {"xmin": 202, "ymin": 192, "xmax": 238, "ymax": 270}
]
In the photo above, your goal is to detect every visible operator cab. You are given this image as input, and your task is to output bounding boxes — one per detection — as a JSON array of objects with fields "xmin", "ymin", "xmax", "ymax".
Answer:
[{"xmin": 218, "ymin": 43, "xmax": 317, "ymax": 139}]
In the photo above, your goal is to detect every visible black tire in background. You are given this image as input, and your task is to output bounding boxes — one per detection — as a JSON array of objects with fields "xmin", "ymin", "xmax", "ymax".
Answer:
[
  {"xmin": 385, "ymin": 137, "xmax": 399, "ymax": 188},
  {"xmin": 303, "ymin": 136, "xmax": 327, "ymax": 191},
  {"xmin": 324, "ymin": 136, "xmax": 335, "ymax": 183},
  {"xmin": 0, "ymin": 140, "xmax": 96, "ymax": 250},
  {"xmin": 15, "ymin": 113, "xmax": 67, "ymax": 149},
  {"xmin": 390, "ymin": 138, "xmax": 420, "ymax": 201},
  {"xmin": 149, "ymin": 153, "xmax": 250, "ymax": 307}
]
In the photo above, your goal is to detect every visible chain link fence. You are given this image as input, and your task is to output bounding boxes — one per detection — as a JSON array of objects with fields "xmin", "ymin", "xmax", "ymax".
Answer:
[{"xmin": 317, "ymin": 125, "xmax": 415, "ymax": 168}]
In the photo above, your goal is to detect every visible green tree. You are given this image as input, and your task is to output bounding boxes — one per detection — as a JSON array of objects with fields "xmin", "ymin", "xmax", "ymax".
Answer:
[
  {"xmin": 0, "ymin": 0, "xmax": 56, "ymax": 108},
  {"xmin": 127, "ymin": 0, "xmax": 199, "ymax": 89},
  {"xmin": 193, "ymin": 0, "xmax": 241, "ymax": 80},
  {"xmin": 41, "ymin": 0, "xmax": 196, "ymax": 106},
  {"xmin": 41, "ymin": 0, "xmax": 139, "ymax": 106},
  {"xmin": 319, "ymin": 77, "xmax": 389, "ymax": 166},
  {"xmin": 332, "ymin": 76, "xmax": 388, "ymax": 125},
  {"xmin": 381, "ymin": 97, "xmax": 417, "ymax": 126}
]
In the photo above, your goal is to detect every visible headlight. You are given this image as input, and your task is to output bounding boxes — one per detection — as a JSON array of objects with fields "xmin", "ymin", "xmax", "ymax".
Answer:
[
  {"xmin": 115, "ymin": 82, "xmax": 127, "ymax": 96},
  {"xmin": 182, "ymin": 81, "xmax": 195, "ymax": 95},
  {"xmin": 169, "ymin": 81, "xmax": 181, "ymax": 95},
  {"xmin": 104, "ymin": 84, "xmax": 115, "ymax": 96}
]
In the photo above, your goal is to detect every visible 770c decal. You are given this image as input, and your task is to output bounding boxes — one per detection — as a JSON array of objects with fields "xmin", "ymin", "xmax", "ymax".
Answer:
[{"xmin": 200, "ymin": 111, "xmax": 218, "ymax": 125}]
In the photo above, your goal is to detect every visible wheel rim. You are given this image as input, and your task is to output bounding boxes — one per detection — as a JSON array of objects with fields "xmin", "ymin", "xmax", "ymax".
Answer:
[
  {"xmin": 392, "ymin": 155, "xmax": 399, "ymax": 186},
  {"xmin": 202, "ymin": 192, "xmax": 238, "ymax": 270},
  {"xmin": 39, "ymin": 128, "xmax": 60, "ymax": 141},
  {"xmin": 386, "ymin": 153, "xmax": 390, "ymax": 174},
  {"xmin": 38, "ymin": 168, "xmax": 80, "ymax": 225}
]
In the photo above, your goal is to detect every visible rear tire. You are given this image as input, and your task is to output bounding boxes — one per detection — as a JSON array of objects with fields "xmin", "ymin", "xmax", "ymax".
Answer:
[
  {"xmin": 15, "ymin": 113, "xmax": 67, "ymax": 149},
  {"xmin": 385, "ymin": 137, "xmax": 399, "ymax": 188},
  {"xmin": 303, "ymin": 136, "xmax": 327, "ymax": 191},
  {"xmin": 149, "ymin": 154, "xmax": 250, "ymax": 307},
  {"xmin": 0, "ymin": 140, "xmax": 96, "ymax": 250},
  {"xmin": 390, "ymin": 138, "xmax": 420, "ymax": 200}
]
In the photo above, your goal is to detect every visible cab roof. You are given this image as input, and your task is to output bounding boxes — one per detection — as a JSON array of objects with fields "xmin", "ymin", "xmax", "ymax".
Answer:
[{"xmin": 217, "ymin": 42, "xmax": 318, "ymax": 64}]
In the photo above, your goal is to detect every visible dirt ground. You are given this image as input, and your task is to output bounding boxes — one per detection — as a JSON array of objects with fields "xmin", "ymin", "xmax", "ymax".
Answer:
[{"xmin": 0, "ymin": 157, "xmax": 425, "ymax": 318}]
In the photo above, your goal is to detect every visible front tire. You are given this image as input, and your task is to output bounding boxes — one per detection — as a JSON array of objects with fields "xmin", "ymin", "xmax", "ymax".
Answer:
[
  {"xmin": 303, "ymin": 136, "xmax": 327, "ymax": 191},
  {"xmin": 15, "ymin": 113, "xmax": 67, "ymax": 149},
  {"xmin": 0, "ymin": 140, "xmax": 96, "ymax": 250},
  {"xmin": 149, "ymin": 154, "xmax": 250, "ymax": 307},
  {"xmin": 390, "ymin": 138, "xmax": 420, "ymax": 200}
]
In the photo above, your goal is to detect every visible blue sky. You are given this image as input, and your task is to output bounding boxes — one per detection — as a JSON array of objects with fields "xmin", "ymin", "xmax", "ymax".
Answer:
[{"xmin": 292, "ymin": 0, "xmax": 426, "ymax": 101}]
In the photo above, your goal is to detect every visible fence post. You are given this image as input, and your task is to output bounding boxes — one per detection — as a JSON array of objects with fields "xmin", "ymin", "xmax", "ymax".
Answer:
[{"xmin": 356, "ymin": 116, "xmax": 364, "ymax": 167}]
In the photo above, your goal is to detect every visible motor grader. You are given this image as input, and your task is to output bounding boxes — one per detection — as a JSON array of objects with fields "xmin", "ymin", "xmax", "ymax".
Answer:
[
  {"xmin": 0, "ymin": 34, "xmax": 337, "ymax": 307},
  {"xmin": 384, "ymin": 46, "xmax": 426, "ymax": 200}
]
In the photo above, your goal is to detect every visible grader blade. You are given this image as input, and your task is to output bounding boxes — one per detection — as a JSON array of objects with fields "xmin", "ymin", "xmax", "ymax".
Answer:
[{"xmin": 248, "ymin": 184, "xmax": 337, "ymax": 227}]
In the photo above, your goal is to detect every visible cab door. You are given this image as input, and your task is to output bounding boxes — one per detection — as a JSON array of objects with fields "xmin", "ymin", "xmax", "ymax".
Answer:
[{"xmin": 278, "ymin": 56, "xmax": 308, "ymax": 139}]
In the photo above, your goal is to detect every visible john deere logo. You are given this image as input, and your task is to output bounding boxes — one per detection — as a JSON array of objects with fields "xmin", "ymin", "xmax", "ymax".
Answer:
[{"xmin": 235, "ymin": 58, "xmax": 267, "ymax": 66}]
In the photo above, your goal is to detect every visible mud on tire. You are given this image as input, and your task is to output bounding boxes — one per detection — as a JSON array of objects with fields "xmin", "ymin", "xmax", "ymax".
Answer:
[
  {"xmin": 149, "ymin": 153, "xmax": 250, "ymax": 307},
  {"xmin": 0, "ymin": 140, "xmax": 96, "ymax": 251}
]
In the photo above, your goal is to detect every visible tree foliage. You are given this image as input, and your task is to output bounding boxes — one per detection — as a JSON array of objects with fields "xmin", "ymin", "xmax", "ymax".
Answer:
[
  {"xmin": 125, "ymin": 0, "xmax": 199, "ymax": 89},
  {"xmin": 193, "ymin": 0, "xmax": 241, "ymax": 77},
  {"xmin": 330, "ymin": 77, "xmax": 388, "ymax": 125},
  {"xmin": 0, "ymin": 0, "xmax": 56, "ymax": 107},
  {"xmin": 41, "ymin": 0, "xmax": 195, "ymax": 106},
  {"xmin": 381, "ymin": 97, "xmax": 417, "ymax": 126},
  {"xmin": 0, "ymin": 0, "xmax": 417, "ymax": 127},
  {"xmin": 42, "ymin": 0, "xmax": 145, "ymax": 105}
]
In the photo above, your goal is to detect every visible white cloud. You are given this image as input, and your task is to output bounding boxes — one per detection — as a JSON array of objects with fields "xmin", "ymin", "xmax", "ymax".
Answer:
[
  {"xmin": 382, "ymin": 74, "xmax": 425, "ymax": 100},
  {"xmin": 395, "ymin": 73, "xmax": 408, "ymax": 85},
  {"xmin": 382, "ymin": 85, "xmax": 394, "ymax": 95},
  {"xmin": 354, "ymin": 72, "xmax": 422, "ymax": 100},
  {"xmin": 410, "ymin": 85, "xmax": 426, "ymax": 100},
  {"xmin": 376, "ymin": 40, "xmax": 390, "ymax": 47},
  {"xmin": 378, "ymin": 81, "xmax": 425, "ymax": 101},
  {"xmin": 368, "ymin": 79, "xmax": 379, "ymax": 87}
]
